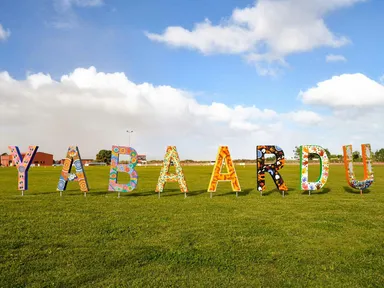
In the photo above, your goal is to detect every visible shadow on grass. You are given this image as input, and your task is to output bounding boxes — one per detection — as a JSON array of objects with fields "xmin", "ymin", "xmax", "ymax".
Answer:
[
  {"xmin": 160, "ymin": 189, "xmax": 206, "ymax": 197},
  {"xmin": 260, "ymin": 187, "xmax": 295, "ymax": 197},
  {"xmin": 31, "ymin": 191, "xmax": 59, "ymax": 195},
  {"xmin": 214, "ymin": 188, "xmax": 254, "ymax": 197},
  {"xmin": 103, "ymin": 191, "xmax": 156, "ymax": 197},
  {"xmin": 301, "ymin": 188, "xmax": 331, "ymax": 195},
  {"xmin": 58, "ymin": 191, "xmax": 155, "ymax": 197},
  {"xmin": 343, "ymin": 186, "xmax": 371, "ymax": 194}
]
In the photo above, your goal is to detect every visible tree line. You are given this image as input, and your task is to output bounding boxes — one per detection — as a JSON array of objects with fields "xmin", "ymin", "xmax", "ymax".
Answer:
[
  {"xmin": 94, "ymin": 148, "xmax": 384, "ymax": 165},
  {"xmin": 293, "ymin": 146, "xmax": 384, "ymax": 162},
  {"xmin": 4, "ymin": 148, "xmax": 384, "ymax": 166}
]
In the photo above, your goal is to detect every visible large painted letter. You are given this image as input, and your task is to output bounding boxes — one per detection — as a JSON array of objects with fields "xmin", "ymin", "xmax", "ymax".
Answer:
[
  {"xmin": 109, "ymin": 146, "xmax": 138, "ymax": 192},
  {"xmin": 155, "ymin": 146, "xmax": 188, "ymax": 194},
  {"xmin": 208, "ymin": 146, "xmax": 241, "ymax": 193},
  {"xmin": 8, "ymin": 146, "xmax": 38, "ymax": 191},
  {"xmin": 57, "ymin": 146, "xmax": 89, "ymax": 193},
  {"xmin": 300, "ymin": 145, "xmax": 329, "ymax": 192},
  {"xmin": 343, "ymin": 144, "xmax": 374, "ymax": 191},
  {"xmin": 257, "ymin": 145, "xmax": 288, "ymax": 195}
]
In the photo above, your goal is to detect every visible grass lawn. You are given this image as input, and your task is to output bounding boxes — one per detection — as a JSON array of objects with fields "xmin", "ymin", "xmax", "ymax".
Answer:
[{"xmin": 0, "ymin": 164, "xmax": 384, "ymax": 287}]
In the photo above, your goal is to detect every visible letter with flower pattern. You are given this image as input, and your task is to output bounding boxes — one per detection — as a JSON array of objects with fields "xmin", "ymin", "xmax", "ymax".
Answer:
[
  {"xmin": 109, "ymin": 146, "xmax": 138, "ymax": 192},
  {"xmin": 155, "ymin": 146, "xmax": 188, "ymax": 193},
  {"xmin": 208, "ymin": 146, "xmax": 241, "ymax": 192},
  {"xmin": 257, "ymin": 145, "xmax": 288, "ymax": 192},
  {"xmin": 8, "ymin": 146, "xmax": 39, "ymax": 191},
  {"xmin": 343, "ymin": 144, "xmax": 374, "ymax": 190},
  {"xmin": 57, "ymin": 146, "xmax": 89, "ymax": 193},
  {"xmin": 300, "ymin": 145, "xmax": 330, "ymax": 190}
]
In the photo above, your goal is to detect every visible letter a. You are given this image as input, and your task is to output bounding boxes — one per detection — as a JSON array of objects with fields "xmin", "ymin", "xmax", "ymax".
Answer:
[
  {"xmin": 8, "ymin": 145, "xmax": 38, "ymax": 191},
  {"xmin": 208, "ymin": 146, "xmax": 241, "ymax": 192},
  {"xmin": 57, "ymin": 146, "xmax": 89, "ymax": 193},
  {"xmin": 300, "ymin": 145, "xmax": 329, "ymax": 192},
  {"xmin": 343, "ymin": 144, "xmax": 374, "ymax": 191},
  {"xmin": 155, "ymin": 146, "xmax": 188, "ymax": 194},
  {"xmin": 257, "ymin": 145, "xmax": 288, "ymax": 195},
  {"xmin": 109, "ymin": 145, "xmax": 138, "ymax": 192}
]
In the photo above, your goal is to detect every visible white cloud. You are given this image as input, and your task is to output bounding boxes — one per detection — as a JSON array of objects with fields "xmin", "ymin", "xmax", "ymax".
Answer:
[
  {"xmin": 146, "ymin": 0, "xmax": 365, "ymax": 75},
  {"xmin": 54, "ymin": 0, "xmax": 104, "ymax": 12},
  {"xmin": 285, "ymin": 110, "xmax": 323, "ymax": 125},
  {"xmin": 2, "ymin": 67, "xmax": 384, "ymax": 161},
  {"xmin": 0, "ymin": 24, "xmax": 11, "ymax": 41},
  {"xmin": 325, "ymin": 54, "xmax": 347, "ymax": 62},
  {"xmin": 299, "ymin": 73, "xmax": 384, "ymax": 108},
  {"xmin": 51, "ymin": 0, "xmax": 104, "ymax": 28},
  {"xmin": 1, "ymin": 67, "xmax": 316, "ymax": 160}
]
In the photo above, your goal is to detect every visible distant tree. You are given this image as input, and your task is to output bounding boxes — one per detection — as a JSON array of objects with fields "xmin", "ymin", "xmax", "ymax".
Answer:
[
  {"xmin": 294, "ymin": 146, "xmax": 331, "ymax": 160},
  {"xmin": 374, "ymin": 149, "xmax": 384, "ymax": 162},
  {"xmin": 352, "ymin": 151, "xmax": 361, "ymax": 161},
  {"xmin": 330, "ymin": 154, "xmax": 343, "ymax": 163},
  {"xmin": 96, "ymin": 150, "xmax": 112, "ymax": 165},
  {"xmin": 324, "ymin": 148, "xmax": 331, "ymax": 160},
  {"xmin": 1, "ymin": 152, "xmax": 7, "ymax": 156},
  {"xmin": 293, "ymin": 146, "xmax": 300, "ymax": 159}
]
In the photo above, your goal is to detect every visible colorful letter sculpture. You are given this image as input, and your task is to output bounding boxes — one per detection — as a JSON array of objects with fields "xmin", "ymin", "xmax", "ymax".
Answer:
[
  {"xmin": 8, "ymin": 145, "xmax": 38, "ymax": 191},
  {"xmin": 343, "ymin": 144, "xmax": 374, "ymax": 191},
  {"xmin": 300, "ymin": 145, "xmax": 329, "ymax": 192},
  {"xmin": 257, "ymin": 145, "xmax": 288, "ymax": 195},
  {"xmin": 57, "ymin": 146, "xmax": 89, "ymax": 193},
  {"xmin": 108, "ymin": 146, "xmax": 138, "ymax": 192},
  {"xmin": 155, "ymin": 146, "xmax": 188, "ymax": 194},
  {"xmin": 208, "ymin": 146, "xmax": 241, "ymax": 193}
]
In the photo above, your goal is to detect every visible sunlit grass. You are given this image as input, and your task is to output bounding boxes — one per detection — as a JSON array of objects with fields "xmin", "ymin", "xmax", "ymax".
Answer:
[{"xmin": 0, "ymin": 164, "xmax": 383, "ymax": 287}]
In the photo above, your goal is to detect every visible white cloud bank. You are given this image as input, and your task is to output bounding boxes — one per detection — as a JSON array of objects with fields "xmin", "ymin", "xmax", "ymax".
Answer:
[
  {"xmin": 299, "ymin": 73, "xmax": 384, "ymax": 107},
  {"xmin": 0, "ymin": 24, "xmax": 11, "ymax": 41},
  {"xmin": 146, "ymin": 0, "xmax": 365, "ymax": 75},
  {"xmin": 326, "ymin": 54, "xmax": 347, "ymax": 62},
  {"xmin": 1, "ymin": 67, "xmax": 384, "ymax": 160}
]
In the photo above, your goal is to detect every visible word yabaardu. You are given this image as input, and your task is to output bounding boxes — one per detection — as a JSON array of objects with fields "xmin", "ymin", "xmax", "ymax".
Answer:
[{"xmin": 7, "ymin": 143, "xmax": 374, "ymax": 197}]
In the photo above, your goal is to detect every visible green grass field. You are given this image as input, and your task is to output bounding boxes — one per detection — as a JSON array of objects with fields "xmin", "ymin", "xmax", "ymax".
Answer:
[{"xmin": 1, "ymin": 164, "xmax": 384, "ymax": 287}]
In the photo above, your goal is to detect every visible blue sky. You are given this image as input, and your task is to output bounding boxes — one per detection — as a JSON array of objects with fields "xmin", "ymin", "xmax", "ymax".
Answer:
[{"xmin": 1, "ymin": 0, "xmax": 384, "ymax": 160}]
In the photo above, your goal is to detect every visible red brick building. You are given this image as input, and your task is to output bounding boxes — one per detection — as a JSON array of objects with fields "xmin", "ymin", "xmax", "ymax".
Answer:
[
  {"xmin": 1, "ymin": 152, "xmax": 53, "ymax": 167},
  {"xmin": 1, "ymin": 154, "xmax": 12, "ymax": 166}
]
